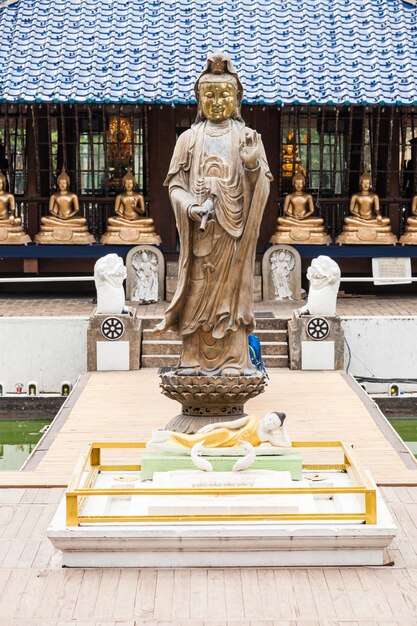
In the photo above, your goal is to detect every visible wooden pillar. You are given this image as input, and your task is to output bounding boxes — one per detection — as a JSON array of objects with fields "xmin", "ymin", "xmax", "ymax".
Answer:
[
  {"xmin": 36, "ymin": 106, "xmax": 51, "ymax": 197},
  {"xmin": 147, "ymin": 106, "xmax": 177, "ymax": 253},
  {"xmin": 65, "ymin": 108, "xmax": 77, "ymax": 185},
  {"xmin": 25, "ymin": 113, "xmax": 39, "ymax": 272},
  {"xmin": 249, "ymin": 105, "xmax": 280, "ymax": 250},
  {"xmin": 377, "ymin": 108, "xmax": 400, "ymax": 233},
  {"xmin": 348, "ymin": 108, "xmax": 363, "ymax": 195}
]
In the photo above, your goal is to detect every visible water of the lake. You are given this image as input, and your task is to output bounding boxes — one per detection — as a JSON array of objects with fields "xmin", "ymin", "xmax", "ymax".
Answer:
[
  {"xmin": 389, "ymin": 418, "xmax": 417, "ymax": 456},
  {"xmin": 0, "ymin": 419, "xmax": 51, "ymax": 470}
]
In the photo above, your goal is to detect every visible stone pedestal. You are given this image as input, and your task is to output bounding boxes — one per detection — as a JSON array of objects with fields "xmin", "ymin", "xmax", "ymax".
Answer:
[
  {"xmin": 399, "ymin": 229, "xmax": 417, "ymax": 245},
  {"xmin": 141, "ymin": 452, "xmax": 303, "ymax": 480},
  {"xmin": 100, "ymin": 222, "xmax": 161, "ymax": 245},
  {"xmin": 270, "ymin": 227, "xmax": 331, "ymax": 245},
  {"xmin": 160, "ymin": 372, "xmax": 267, "ymax": 433},
  {"xmin": 288, "ymin": 314, "xmax": 344, "ymax": 370},
  {"xmin": 0, "ymin": 225, "xmax": 31, "ymax": 244},
  {"xmin": 34, "ymin": 225, "xmax": 95, "ymax": 244},
  {"xmin": 87, "ymin": 309, "xmax": 141, "ymax": 371},
  {"xmin": 336, "ymin": 227, "xmax": 397, "ymax": 245}
]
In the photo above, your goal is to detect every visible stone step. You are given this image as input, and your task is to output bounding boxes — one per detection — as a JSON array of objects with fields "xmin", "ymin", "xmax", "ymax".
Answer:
[
  {"xmin": 261, "ymin": 342, "xmax": 288, "ymax": 356},
  {"xmin": 140, "ymin": 317, "xmax": 162, "ymax": 330},
  {"xmin": 142, "ymin": 340, "xmax": 182, "ymax": 356},
  {"xmin": 141, "ymin": 316, "xmax": 289, "ymax": 331},
  {"xmin": 254, "ymin": 317, "xmax": 289, "ymax": 330},
  {"xmin": 142, "ymin": 328, "xmax": 180, "ymax": 341},
  {"xmin": 264, "ymin": 355, "xmax": 289, "ymax": 368},
  {"xmin": 142, "ymin": 355, "xmax": 179, "ymax": 368},
  {"xmin": 143, "ymin": 328, "xmax": 287, "ymax": 343},
  {"xmin": 255, "ymin": 329, "xmax": 287, "ymax": 342},
  {"xmin": 142, "ymin": 354, "xmax": 289, "ymax": 369}
]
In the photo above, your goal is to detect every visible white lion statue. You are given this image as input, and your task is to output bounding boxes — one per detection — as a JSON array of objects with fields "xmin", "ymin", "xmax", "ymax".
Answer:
[
  {"xmin": 299, "ymin": 255, "xmax": 341, "ymax": 316},
  {"xmin": 94, "ymin": 254, "xmax": 127, "ymax": 314}
]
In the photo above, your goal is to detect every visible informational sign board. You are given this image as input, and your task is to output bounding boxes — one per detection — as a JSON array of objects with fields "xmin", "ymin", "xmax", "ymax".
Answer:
[{"xmin": 372, "ymin": 257, "xmax": 412, "ymax": 285}]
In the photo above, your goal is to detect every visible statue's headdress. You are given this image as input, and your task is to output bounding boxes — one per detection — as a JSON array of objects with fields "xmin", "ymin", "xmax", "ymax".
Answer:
[
  {"xmin": 122, "ymin": 168, "xmax": 137, "ymax": 189},
  {"xmin": 0, "ymin": 172, "xmax": 6, "ymax": 186},
  {"xmin": 194, "ymin": 51, "xmax": 244, "ymax": 123},
  {"xmin": 57, "ymin": 166, "xmax": 70, "ymax": 186}
]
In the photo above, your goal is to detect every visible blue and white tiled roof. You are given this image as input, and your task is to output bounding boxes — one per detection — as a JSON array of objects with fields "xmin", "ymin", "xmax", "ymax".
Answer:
[{"xmin": 0, "ymin": 0, "xmax": 417, "ymax": 104}]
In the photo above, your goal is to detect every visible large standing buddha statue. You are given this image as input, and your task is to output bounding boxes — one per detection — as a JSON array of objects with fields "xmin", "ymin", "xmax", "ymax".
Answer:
[
  {"xmin": 336, "ymin": 171, "xmax": 397, "ymax": 244},
  {"xmin": 155, "ymin": 51, "xmax": 272, "ymax": 377},
  {"xmin": 399, "ymin": 195, "xmax": 417, "ymax": 244},
  {"xmin": 0, "ymin": 173, "xmax": 31, "ymax": 244},
  {"xmin": 34, "ymin": 168, "xmax": 95, "ymax": 244},
  {"xmin": 100, "ymin": 169, "xmax": 161, "ymax": 244},
  {"xmin": 270, "ymin": 173, "xmax": 331, "ymax": 244}
]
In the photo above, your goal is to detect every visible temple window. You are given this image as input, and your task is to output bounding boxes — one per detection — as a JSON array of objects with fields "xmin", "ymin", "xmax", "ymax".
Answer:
[{"xmin": 0, "ymin": 111, "xmax": 26, "ymax": 196}]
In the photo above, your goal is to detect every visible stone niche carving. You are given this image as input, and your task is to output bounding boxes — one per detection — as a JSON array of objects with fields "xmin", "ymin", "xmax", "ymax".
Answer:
[
  {"xmin": 126, "ymin": 245, "xmax": 165, "ymax": 304},
  {"xmin": 262, "ymin": 245, "xmax": 302, "ymax": 301}
]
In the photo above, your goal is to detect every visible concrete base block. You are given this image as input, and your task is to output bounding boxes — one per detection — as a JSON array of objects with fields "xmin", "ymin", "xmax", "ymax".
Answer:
[
  {"xmin": 289, "ymin": 315, "xmax": 345, "ymax": 370},
  {"xmin": 48, "ymin": 488, "xmax": 397, "ymax": 567},
  {"xmin": 87, "ymin": 310, "xmax": 142, "ymax": 371},
  {"xmin": 140, "ymin": 451, "xmax": 303, "ymax": 481}
]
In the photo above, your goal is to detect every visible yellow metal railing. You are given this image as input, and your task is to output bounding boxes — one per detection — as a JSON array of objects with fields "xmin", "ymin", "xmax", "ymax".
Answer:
[{"xmin": 65, "ymin": 441, "xmax": 377, "ymax": 527}]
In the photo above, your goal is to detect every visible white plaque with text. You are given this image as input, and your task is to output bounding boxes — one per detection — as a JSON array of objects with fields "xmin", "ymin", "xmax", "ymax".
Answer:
[{"xmin": 372, "ymin": 257, "xmax": 412, "ymax": 285}]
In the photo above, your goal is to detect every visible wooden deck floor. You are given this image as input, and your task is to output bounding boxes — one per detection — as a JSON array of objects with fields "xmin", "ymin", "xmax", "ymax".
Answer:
[
  {"xmin": 0, "ymin": 485, "xmax": 416, "ymax": 625},
  {"xmin": 1, "ymin": 370, "xmax": 417, "ymax": 625},
  {"xmin": 0, "ymin": 369, "xmax": 415, "ymax": 487}
]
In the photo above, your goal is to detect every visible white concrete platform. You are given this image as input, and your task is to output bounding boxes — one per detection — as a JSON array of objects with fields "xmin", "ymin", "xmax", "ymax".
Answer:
[{"xmin": 48, "ymin": 469, "xmax": 397, "ymax": 567}]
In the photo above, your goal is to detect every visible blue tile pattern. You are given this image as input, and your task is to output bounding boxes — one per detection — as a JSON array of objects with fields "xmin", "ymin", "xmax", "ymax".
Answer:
[{"xmin": 0, "ymin": 0, "xmax": 417, "ymax": 104}]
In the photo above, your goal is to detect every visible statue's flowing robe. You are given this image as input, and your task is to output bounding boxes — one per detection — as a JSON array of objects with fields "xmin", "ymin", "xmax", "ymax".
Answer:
[
  {"xmin": 157, "ymin": 119, "xmax": 272, "ymax": 372},
  {"xmin": 167, "ymin": 415, "xmax": 261, "ymax": 448}
]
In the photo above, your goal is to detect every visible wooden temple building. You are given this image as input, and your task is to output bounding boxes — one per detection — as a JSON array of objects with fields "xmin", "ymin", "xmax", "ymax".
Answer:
[{"xmin": 1, "ymin": 0, "xmax": 417, "ymax": 278}]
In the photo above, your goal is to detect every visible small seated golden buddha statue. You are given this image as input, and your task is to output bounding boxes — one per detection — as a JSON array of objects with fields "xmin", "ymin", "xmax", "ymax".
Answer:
[
  {"xmin": 337, "ymin": 172, "xmax": 397, "ymax": 244},
  {"xmin": 270, "ymin": 173, "xmax": 331, "ymax": 244},
  {"xmin": 101, "ymin": 170, "xmax": 161, "ymax": 244},
  {"xmin": 34, "ymin": 168, "xmax": 94, "ymax": 244},
  {"xmin": 399, "ymin": 195, "xmax": 417, "ymax": 244},
  {"xmin": 0, "ymin": 173, "xmax": 31, "ymax": 244}
]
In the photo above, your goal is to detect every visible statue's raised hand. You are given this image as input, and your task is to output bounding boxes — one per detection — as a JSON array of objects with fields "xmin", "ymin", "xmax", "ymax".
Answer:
[{"xmin": 240, "ymin": 129, "xmax": 260, "ymax": 170}]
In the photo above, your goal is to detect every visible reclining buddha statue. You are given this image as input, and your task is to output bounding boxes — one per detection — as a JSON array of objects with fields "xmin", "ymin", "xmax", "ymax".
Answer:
[
  {"xmin": 400, "ymin": 195, "xmax": 417, "ymax": 244},
  {"xmin": 35, "ymin": 168, "xmax": 95, "ymax": 244},
  {"xmin": 336, "ymin": 171, "xmax": 397, "ymax": 244},
  {"xmin": 101, "ymin": 169, "xmax": 161, "ymax": 244},
  {"xmin": 270, "ymin": 173, "xmax": 331, "ymax": 244},
  {"xmin": 0, "ymin": 173, "xmax": 31, "ymax": 244}
]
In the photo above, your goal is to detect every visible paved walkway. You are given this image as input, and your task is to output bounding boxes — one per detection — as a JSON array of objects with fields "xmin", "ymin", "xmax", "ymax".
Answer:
[{"xmin": 1, "ymin": 295, "xmax": 417, "ymax": 317}]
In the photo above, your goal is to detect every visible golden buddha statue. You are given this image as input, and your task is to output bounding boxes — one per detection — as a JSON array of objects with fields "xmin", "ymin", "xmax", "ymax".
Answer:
[
  {"xmin": 34, "ymin": 168, "xmax": 94, "ymax": 244},
  {"xmin": 270, "ymin": 173, "xmax": 331, "ymax": 244},
  {"xmin": 399, "ymin": 195, "xmax": 417, "ymax": 244},
  {"xmin": 101, "ymin": 170, "xmax": 161, "ymax": 244},
  {"xmin": 282, "ymin": 130, "xmax": 305, "ymax": 179},
  {"xmin": 0, "ymin": 173, "xmax": 31, "ymax": 244},
  {"xmin": 337, "ymin": 172, "xmax": 397, "ymax": 244}
]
